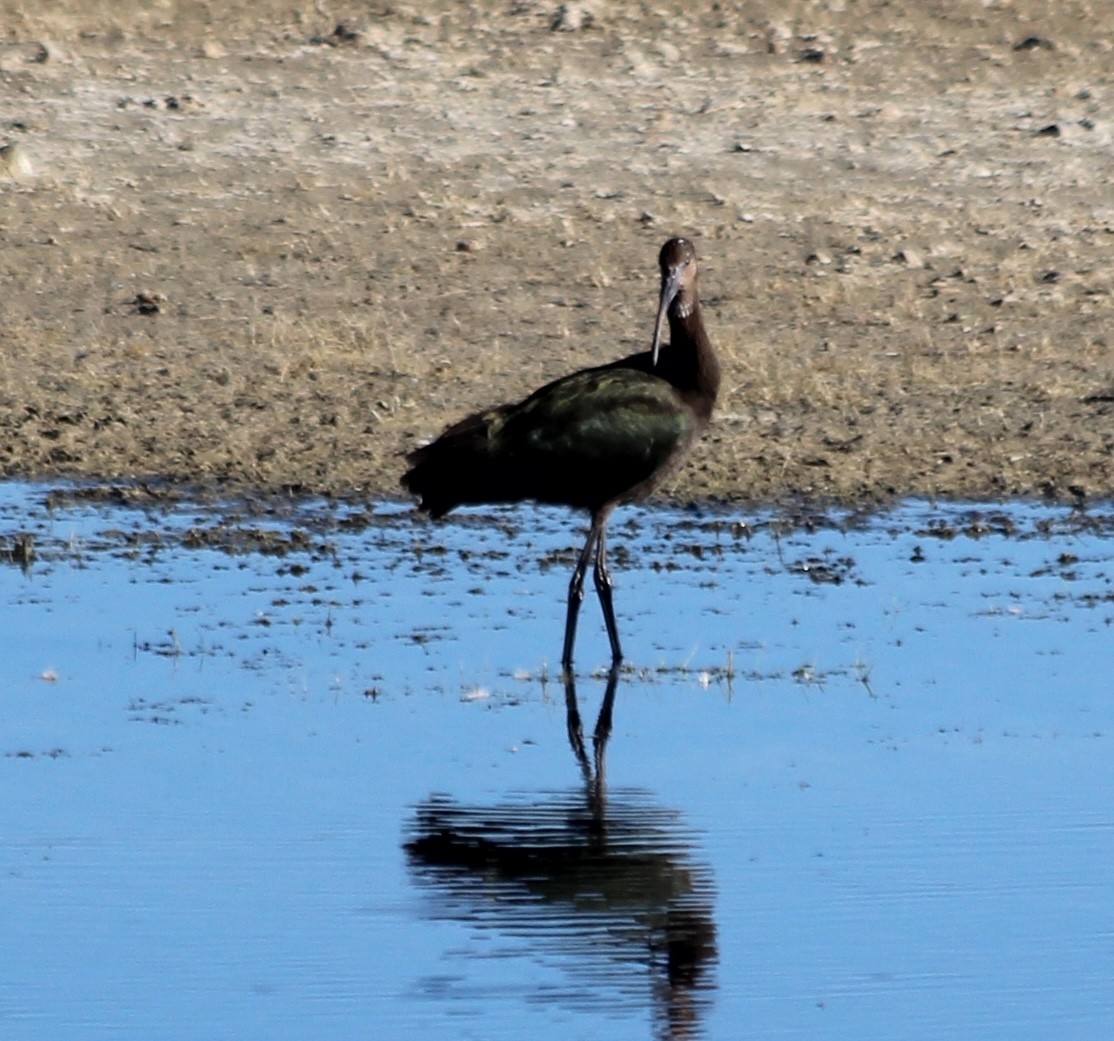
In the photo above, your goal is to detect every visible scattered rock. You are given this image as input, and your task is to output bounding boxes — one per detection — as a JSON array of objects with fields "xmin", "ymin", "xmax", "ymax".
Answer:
[
  {"xmin": 0, "ymin": 142, "xmax": 33, "ymax": 182},
  {"xmin": 126, "ymin": 292, "xmax": 164, "ymax": 316},
  {"xmin": 31, "ymin": 40, "xmax": 66, "ymax": 63},
  {"xmin": 1014, "ymin": 36, "xmax": 1054, "ymax": 51},
  {"xmin": 656, "ymin": 41, "xmax": 681, "ymax": 64},
  {"xmin": 119, "ymin": 94, "xmax": 200, "ymax": 112},
  {"xmin": 893, "ymin": 248, "xmax": 925, "ymax": 268},
  {"xmin": 551, "ymin": 3, "xmax": 593, "ymax": 32},
  {"xmin": 311, "ymin": 22, "xmax": 364, "ymax": 45},
  {"xmin": 164, "ymin": 94, "xmax": 199, "ymax": 112},
  {"xmin": 764, "ymin": 23, "xmax": 792, "ymax": 54}
]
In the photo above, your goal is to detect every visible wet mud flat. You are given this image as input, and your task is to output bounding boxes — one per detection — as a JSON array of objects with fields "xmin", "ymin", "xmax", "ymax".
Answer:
[{"xmin": 10, "ymin": 477, "xmax": 1114, "ymax": 573}]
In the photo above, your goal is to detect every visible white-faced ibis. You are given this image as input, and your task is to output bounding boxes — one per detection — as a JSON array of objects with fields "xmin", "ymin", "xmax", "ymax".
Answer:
[{"xmin": 401, "ymin": 237, "xmax": 721, "ymax": 667}]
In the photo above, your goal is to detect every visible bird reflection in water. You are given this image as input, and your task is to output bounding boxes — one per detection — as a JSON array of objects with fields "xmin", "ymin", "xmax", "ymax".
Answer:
[{"xmin": 404, "ymin": 668, "xmax": 717, "ymax": 1040}]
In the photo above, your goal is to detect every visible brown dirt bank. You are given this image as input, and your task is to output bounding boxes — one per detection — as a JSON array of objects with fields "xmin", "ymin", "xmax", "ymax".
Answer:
[{"xmin": 1, "ymin": 1, "xmax": 1112, "ymax": 510}]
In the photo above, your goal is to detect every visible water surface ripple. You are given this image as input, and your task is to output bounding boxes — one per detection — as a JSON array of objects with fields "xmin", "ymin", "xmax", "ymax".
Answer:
[{"xmin": 1, "ymin": 483, "xmax": 1112, "ymax": 1040}]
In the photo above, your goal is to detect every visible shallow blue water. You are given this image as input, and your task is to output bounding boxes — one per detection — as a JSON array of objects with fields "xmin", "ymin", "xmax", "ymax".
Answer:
[{"xmin": 1, "ymin": 483, "xmax": 1112, "ymax": 1040}]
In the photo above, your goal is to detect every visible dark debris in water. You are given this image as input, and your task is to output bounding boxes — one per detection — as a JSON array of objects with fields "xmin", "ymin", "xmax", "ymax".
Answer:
[
  {"xmin": 914, "ymin": 512, "xmax": 1019, "ymax": 540},
  {"xmin": 134, "ymin": 631, "xmax": 185, "ymax": 658},
  {"xmin": 0, "ymin": 531, "xmax": 35, "ymax": 570},
  {"xmin": 179, "ymin": 523, "xmax": 333, "ymax": 558},
  {"xmin": 127, "ymin": 695, "xmax": 213, "ymax": 725},
  {"xmin": 6, "ymin": 747, "xmax": 69, "ymax": 760},
  {"xmin": 910, "ymin": 507, "xmax": 1114, "ymax": 542},
  {"xmin": 788, "ymin": 552, "xmax": 862, "ymax": 585}
]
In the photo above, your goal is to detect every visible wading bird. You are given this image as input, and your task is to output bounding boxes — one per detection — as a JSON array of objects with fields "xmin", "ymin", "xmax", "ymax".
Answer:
[{"xmin": 401, "ymin": 237, "xmax": 720, "ymax": 668}]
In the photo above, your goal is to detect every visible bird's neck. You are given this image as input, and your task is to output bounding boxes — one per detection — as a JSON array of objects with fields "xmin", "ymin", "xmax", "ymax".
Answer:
[{"xmin": 667, "ymin": 305, "xmax": 720, "ymax": 421}]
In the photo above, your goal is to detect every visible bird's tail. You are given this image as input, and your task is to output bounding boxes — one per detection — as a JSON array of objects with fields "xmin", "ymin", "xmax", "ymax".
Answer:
[{"xmin": 401, "ymin": 409, "xmax": 505, "ymax": 518}]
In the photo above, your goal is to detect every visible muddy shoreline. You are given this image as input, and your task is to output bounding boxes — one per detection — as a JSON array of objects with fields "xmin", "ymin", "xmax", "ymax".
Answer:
[{"xmin": 2, "ymin": 1, "xmax": 1111, "ymax": 510}]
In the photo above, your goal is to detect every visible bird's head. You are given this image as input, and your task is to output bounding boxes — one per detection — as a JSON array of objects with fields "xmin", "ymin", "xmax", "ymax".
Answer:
[{"xmin": 651, "ymin": 237, "xmax": 699, "ymax": 366}]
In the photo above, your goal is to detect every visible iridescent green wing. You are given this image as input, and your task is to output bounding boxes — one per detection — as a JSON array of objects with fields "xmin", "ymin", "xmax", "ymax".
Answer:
[{"xmin": 499, "ymin": 368, "xmax": 692, "ymax": 473}]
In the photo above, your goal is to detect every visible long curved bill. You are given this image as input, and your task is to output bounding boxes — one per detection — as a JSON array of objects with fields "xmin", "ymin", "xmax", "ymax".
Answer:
[{"xmin": 651, "ymin": 265, "xmax": 683, "ymax": 367}]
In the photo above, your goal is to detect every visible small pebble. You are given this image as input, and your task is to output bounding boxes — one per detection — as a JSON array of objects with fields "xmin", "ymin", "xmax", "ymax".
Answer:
[
  {"xmin": 0, "ymin": 142, "xmax": 33, "ymax": 182},
  {"xmin": 551, "ymin": 3, "xmax": 593, "ymax": 32}
]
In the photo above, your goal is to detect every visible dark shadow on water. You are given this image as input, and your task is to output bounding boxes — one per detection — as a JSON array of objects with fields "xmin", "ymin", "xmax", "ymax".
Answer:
[{"xmin": 404, "ymin": 669, "xmax": 718, "ymax": 1041}]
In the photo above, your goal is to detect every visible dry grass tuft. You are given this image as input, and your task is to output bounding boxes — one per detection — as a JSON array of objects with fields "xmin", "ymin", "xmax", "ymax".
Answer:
[{"xmin": 1, "ymin": 0, "xmax": 1111, "ymax": 503}]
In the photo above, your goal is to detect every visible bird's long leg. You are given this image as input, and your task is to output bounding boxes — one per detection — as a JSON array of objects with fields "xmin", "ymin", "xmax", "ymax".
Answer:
[
  {"xmin": 592, "ymin": 517, "xmax": 623, "ymax": 665},
  {"xmin": 562, "ymin": 518, "xmax": 602, "ymax": 670}
]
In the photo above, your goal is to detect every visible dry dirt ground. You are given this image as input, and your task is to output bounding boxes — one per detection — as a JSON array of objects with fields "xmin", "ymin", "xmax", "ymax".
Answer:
[{"xmin": 1, "ymin": 0, "xmax": 1112, "ymax": 510}]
